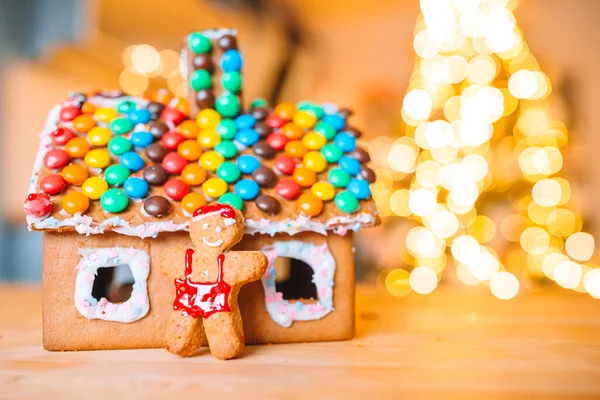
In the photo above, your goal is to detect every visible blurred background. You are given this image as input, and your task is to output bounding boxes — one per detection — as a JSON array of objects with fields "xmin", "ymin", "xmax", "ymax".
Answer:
[{"xmin": 1, "ymin": 0, "xmax": 599, "ymax": 299}]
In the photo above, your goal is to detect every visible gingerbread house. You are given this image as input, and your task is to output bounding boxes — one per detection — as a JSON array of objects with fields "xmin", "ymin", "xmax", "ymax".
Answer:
[{"xmin": 25, "ymin": 29, "xmax": 378, "ymax": 351}]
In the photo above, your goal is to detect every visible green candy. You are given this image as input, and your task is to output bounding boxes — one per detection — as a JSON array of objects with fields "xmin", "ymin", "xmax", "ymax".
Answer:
[
  {"xmin": 216, "ymin": 119, "xmax": 237, "ymax": 139},
  {"xmin": 298, "ymin": 102, "xmax": 324, "ymax": 119},
  {"xmin": 104, "ymin": 165, "xmax": 131, "ymax": 187},
  {"xmin": 321, "ymin": 144, "xmax": 343, "ymax": 163},
  {"xmin": 188, "ymin": 32, "xmax": 212, "ymax": 54},
  {"xmin": 215, "ymin": 94, "xmax": 240, "ymax": 118},
  {"xmin": 190, "ymin": 69, "xmax": 212, "ymax": 91},
  {"xmin": 108, "ymin": 137, "xmax": 132, "ymax": 156},
  {"xmin": 100, "ymin": 188, "xmax": 129, "ymax": 213},
  {"xmin": 314, "ymin": 122, "xmax": 337, "ymax": 140},
  {"xmin": 117, "ymin": 100, "xmax": 136, "ymax": 114},
  {"xmin": 250, "ymin": 98, "xmax": 268, "ymax": 108},
  {"xmin": 110, "ymin": 118, "xmax": 134, "ymax": 135},
  {"xmin": 334, "ymin": 191, "xmax": 359, "ymax": 213},
  {"xmin": 328, "ymin": 168, "xmax": 351, "ymax": 188},
  {"xmin": 216, "ymin": 161, "xmax": 241, "ymax": 183},
  {"xmin": 214, "ymin": 140, "xmax": 238, "ymax": 159},
  {"xmin": 221, "ymin": 72, "xmax": 242, "ymax": 93},
  {"xmin": 218, "ymin": 192, "xmax": 243, "ymax": 210}
]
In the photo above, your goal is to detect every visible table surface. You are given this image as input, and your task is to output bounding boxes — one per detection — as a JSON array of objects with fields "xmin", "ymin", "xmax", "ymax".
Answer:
[{"xmin": 1, "ymin": 284, "xmax": 599, "ymax": 399}]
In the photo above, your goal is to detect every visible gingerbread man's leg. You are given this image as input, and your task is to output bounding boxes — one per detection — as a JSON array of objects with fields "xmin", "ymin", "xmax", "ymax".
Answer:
[
  {"xmin": 165, "ymin": 310, "xmax": 205, "ymax": 357},
  {"xmin": 203, "ymin": 308, "xmax": 245, "ymax": 360}
]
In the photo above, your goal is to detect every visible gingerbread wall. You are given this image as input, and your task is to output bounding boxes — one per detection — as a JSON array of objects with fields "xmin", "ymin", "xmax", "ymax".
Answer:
[{"xmin": 42, "ymin": 230, "xmax": 355, "ymax": 351}]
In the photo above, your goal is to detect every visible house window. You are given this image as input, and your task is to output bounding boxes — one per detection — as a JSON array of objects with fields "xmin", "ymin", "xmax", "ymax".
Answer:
[
  {"xmin": 74, "ymin": 247, "xmax": 150, "ymax": 323},
  {"xmin": 261, "ymin": 241, "xmax": 335, "ymax": 327}
]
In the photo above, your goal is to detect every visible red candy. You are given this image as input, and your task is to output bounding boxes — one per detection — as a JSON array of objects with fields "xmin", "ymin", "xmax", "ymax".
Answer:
[
  {"xmin": 274, "ymin": 155, "xmax": 296, "ymax": 175},
  {"xmin": 43, "ymin": 149, "xmax": 70, "ymax": 170},
  {"xmin": 50, "ymin": 127, "xmax": 76, "ymax": 145},
  {"xmin": 275, "ymin": 178, "xmax": 301, "ymax": 200},
  {"xmin": 161, "ymin": 132, "xmax": 185, "ymax": 150},
  {"xmin": 266, "ymin": 114, "xmax": 286, "ymax": 129},
  {"xmin": 161, "ymin": 107, "xmax": 186, "ymax": 126},
  {"xmin": 39, "ymin": 174, "xmax": 67, "ymax": 195},
  {"xmin": 162, "ymin": 152, "xmax": 188, "ymax": 175},
  {"xmin": 163, "ymin": 178, "xmax": 189, "ymax": 200},
  {"xmin": 24, "ymin": 193, "xmax": 53, "ymax": 218},
  {"xmin": 59, "ymin": 106, "xmax": 82, "ymax": 122},
  {"xmin": 266, "ymin": 133, "xmax": 289, "ymax": 151}
]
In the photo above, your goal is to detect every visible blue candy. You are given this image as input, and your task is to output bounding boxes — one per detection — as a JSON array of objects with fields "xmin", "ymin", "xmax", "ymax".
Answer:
[
  {"xmin": 235, "ymin": 129, "xmax": 260, "ymax": 147},
  {"xmin": 128, "ymin": 109, "xmax": 152, "ymax": 125},
  {"xmin": 235, "ymin": 179, "xmax": 260, "ymax": 200},
  {"xmin": 221, "ymin": 49, "xmax": 243, "ymax": 72},
  {"xmin": 120, "ymin": 152, "xmax": 145, "ymax": 172},
  {"xmin": 130, "ymin": 131, "xmax": 154, "ymax": 148},
  {"xmin": 338, "ymin": 156, "xmax": 361, "ymax": 176},
  {"xmin": 322, "ymin": 114, "xmax": 346, "ymax": 131},
  {"xmin": 123, "ymin": 177, "xmax": 149, "ymax": 199},
  {"xmin": 334, "ymin": 132, "xmax": 357, "ymax": 152},
  {"xmin": 235, "ymin": 114, "xmax": 256, "ymax": 130},
  {"xmin": 347, "ymin": 178, "xmax": 371, "ymax": 200},
  {"xmin": 237, "ymin": 154, "xmax": 261, "ymax": 174}
]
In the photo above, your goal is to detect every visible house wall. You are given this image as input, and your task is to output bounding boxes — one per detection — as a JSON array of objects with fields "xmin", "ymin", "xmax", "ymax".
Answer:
[{"xmin": 42, "ymin": 230, "xmax": 355, "ymax": 351}]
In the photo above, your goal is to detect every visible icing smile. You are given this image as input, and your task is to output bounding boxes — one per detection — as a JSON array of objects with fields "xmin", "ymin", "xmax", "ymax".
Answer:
[{"xmin": 202, "ymin": 237, "xmax": 224, "ymax": 247}]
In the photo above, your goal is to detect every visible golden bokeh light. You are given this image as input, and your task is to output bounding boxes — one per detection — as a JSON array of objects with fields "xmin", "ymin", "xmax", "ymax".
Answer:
[
  {"xmin": 119, "ymin": 67, "xmax": 149, "ymax": 95},
  {"xmin": 490, "ymin": 271, "xmax": 519, "ymax": 300},
  {"xmin": 409, "ymin": 266, "xmax": 439, "ymax": 294},
  {"xmin": 565, "ymin": 232, "xmax": 595, "ymax": 262},
  {"xmin": 520, "ymin": 227, "xmax": 550, "ymax": 255},
  {"xmin": 385, "ymin": 269, "xmax": 412, "ymax": 297}
]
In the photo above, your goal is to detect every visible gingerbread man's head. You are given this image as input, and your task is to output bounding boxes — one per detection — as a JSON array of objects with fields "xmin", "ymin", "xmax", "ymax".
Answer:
[{"xmin": 189, "ymin": 204, "xmax": 244, "ymax": 253}]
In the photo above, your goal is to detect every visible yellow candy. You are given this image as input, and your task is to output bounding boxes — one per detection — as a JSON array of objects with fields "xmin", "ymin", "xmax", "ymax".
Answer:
[
  {"xmin": 303, "ymin": 151, "xmax": 328, "ymax": 173},
  {"xmin": 199, "ymin": 151, "xmax": 224, "ymax": 171},
  {"xmin": 302, "ymin": 132, "xmax": 327, "ymax": 150},
  {"xmin": 198, "ymin": 130, "xmax": 221, "ymax": 148},
  {"xmin": 311, "ymin": 181, "xmax": 335, "ymax": 201},
  {"xmin": 87, "ymin": 127, "xmax": 112, "ymax": 147},
  {"xmin": 84, "ymin": 149, "xmax": 112, "ymax": 169},
  {"xmin": 82, "ymin": 177, "xmax": 108, "ymax": 200},
  {"xmin": 294, "ymin": 110, "xmax": 317, "ymax": 129},
  {"xmin": 196, "ymin": 109, "xmax": 222, "ymax": 129},
  {"xmin": 202, "ymin": 177, "xmax": 228, "ymax": 198},
  {"xmin": 94, "ymin": 107, "xmax": 119, "ymax": 123}
]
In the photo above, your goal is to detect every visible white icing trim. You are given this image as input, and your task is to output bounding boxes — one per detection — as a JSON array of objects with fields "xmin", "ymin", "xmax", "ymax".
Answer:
[
  {"xmin": 74, "ymin": 247, "xmax": 150, "ymax": 323},
  {"xmin": 261, "ymin": 241, "xmax": 335, "ymax": 328}
]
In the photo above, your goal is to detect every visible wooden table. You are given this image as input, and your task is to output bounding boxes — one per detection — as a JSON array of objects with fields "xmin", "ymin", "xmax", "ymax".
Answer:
[{"xmin": 1, "ymin": 284, "xmax": 599, "ymax": 399}]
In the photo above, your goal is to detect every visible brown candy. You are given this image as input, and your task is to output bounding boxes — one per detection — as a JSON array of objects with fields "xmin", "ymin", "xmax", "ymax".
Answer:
[
  {"xmin": 338, "ymin": 108, "xmax": 354, "ymax": 118},
  {"xmin": 349, "ymin": 147, "xmax": 370, "ymax": 163},
  {"xmin": 344, "ymin": 127, "xmax": 362, "ymax": 138},
  {"xmin": 218, "ymin": 34, "xmax": 237, "ymax": 51},
  {"xmin": 253, "ymin": 141, "xmax": 275, "ymax": 159},
  {"xmin": 145, "ymin": 143, "xmax": 169, "ymax": 163},
  {"xmin": 251, "ymin": 107, "xmax": 270, "ymax": 121},
  {"xmin": 143, "ymin": 195, "xmax": 171, "ymax": 217},
  {"xmin": 147, "ymin": 101, "xmax": 166, "ymax": 118},
  {"xmin": 254, "ymin": 121, "xmax": 272, "ymax": 137},
  {"xmin": 148, "ymin": 121, "xmax": 169, "ymax": 138},
  {"xmin": 196, "ymin": 90, "xmax": 215, "ymax": 109},
  {"xmin": 252, "ymin": 166, "xmax": 277, "ymax": 187},
  {"xmin": 360, "ymin": 166, "xmax": 376, "ymax": 183},
  {"xmin": 143, "ymin": 164, "xmax": 169, "ymax": 186},
  {"xmin": 192, "ymin": 54, "xmax": 214, "ymax": 73},
  {"xmin": 255, "ymin": 194, "xmax": 280, "ymax": 215}
]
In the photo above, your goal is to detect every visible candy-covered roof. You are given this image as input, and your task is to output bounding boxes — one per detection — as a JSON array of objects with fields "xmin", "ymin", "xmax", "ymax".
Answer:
[{"xmin": 25, "ymin": 29, "xmax": 378, "ymax": 238}]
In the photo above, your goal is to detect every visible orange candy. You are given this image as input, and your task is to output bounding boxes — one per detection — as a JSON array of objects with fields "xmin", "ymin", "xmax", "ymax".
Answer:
[
  {"xmin": 179, "ymin": 120, "xmax": 200, "ymax": 139},
  {"xmin": 62, "ymin": 191, "xmax": 90, "ymax": 214},
  {"xmin": 281, "ymin": 122, "xmax": 304, "ymax": 140},
  {"xmin": 274, "ymin": 102, "xmax": 297, "ymax": 120},
  {"xmin": 61, "ymin": 164, "xmax": 89, "ymax": 185},
  {"xmin": 181, "ymin": 163, "xmax": 207, "ymax": 186},
  {"xmin": 72, "ymin": 114, "xmax": 96, "ymax": 133},
  {"xmin": 81, "ymin": 102, "xmax": 96, "ymax": 114},
  {"xmin": 156, "ymin": 88, "xmax": 175, "ymax": 105},
  {"xmin": 178, "ymin": 140, "xmax": 203, "ymax": 161},
  {"xmin": 172, "ymin": 97, "xmax": 190, "ymax": 115},
  {"xmin": 181, "ymin": 192, "xmax": 207, "ymax": 214},
  {"xmin": 284, "ymin": 140, "xmax": 308, "ymax": 158},
  {"xmin": 297, "ymin": 192, "xmax": 323, "ymax": 217},
  {"xmin": 293, "ymin": 167, "xmax": 317, "ymax": 187},
  {"xmin": 65, "ymin": 137, "xmax": 91, "ymax": 158}
]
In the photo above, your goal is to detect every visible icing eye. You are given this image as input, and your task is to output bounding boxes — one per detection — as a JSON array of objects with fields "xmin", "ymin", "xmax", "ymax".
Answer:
[
  {"xmin": 202, "ymin": 223, "xmax": 209, "ymax": 230},
  {"xmin": 215, "ymin": 226, "xmax": 222, "ymax": 233}
]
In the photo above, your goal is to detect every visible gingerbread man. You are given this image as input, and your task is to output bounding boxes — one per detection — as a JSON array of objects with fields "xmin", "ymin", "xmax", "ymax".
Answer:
[{"xmin": 160, "ymin": 204, "xmax": 267, "ymax": 359}]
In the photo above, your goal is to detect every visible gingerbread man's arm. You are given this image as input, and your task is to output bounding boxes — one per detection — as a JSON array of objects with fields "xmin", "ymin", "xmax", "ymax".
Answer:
[
  {"xmin": 160, "ymin": 245, "xmax": 189, "ymax": 280},
  {"xmin": 223, "ymin": 251, "xmax": 268, "ymax": 285}
]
